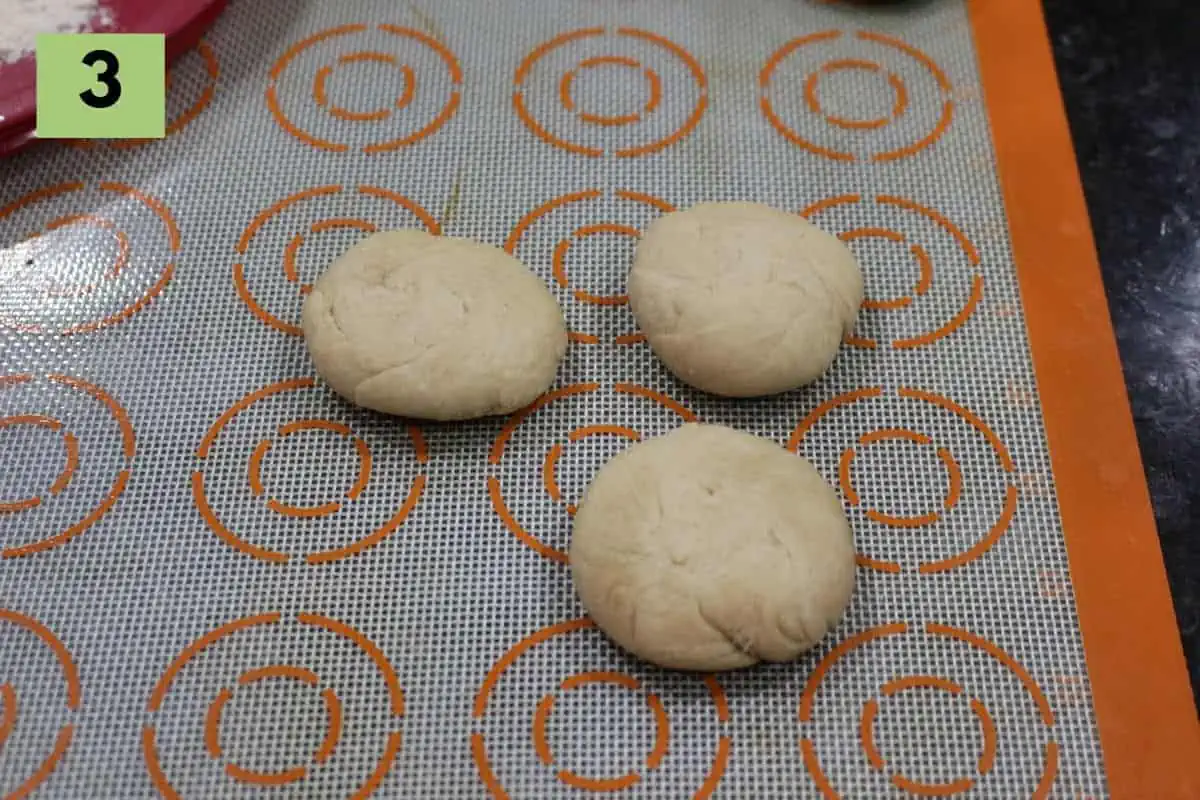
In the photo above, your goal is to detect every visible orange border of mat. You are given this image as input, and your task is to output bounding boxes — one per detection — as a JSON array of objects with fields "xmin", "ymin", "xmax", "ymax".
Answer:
[{"xmin": 969, "ymin": 0, "xmax": 1200, "ymax": 794}]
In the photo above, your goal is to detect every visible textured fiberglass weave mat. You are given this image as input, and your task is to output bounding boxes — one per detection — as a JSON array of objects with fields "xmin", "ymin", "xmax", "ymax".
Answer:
[{"xmin": 0, "ymin": 0, "xmax": 1107, "ymax": 797}]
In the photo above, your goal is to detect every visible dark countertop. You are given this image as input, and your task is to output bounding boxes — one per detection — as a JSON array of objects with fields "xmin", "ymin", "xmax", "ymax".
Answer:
[{"xmin": 1042, "ymin": 0, "xmax": 1200, "ymax": 697}]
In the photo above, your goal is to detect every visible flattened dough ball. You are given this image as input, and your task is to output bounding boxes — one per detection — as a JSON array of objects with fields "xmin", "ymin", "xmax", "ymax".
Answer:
[
  {"xmin": 302, "ymin": 230, "xmax": 568, "ymax": 421},
  {"xmin": 629, "ymin": 202, "xmax": 863, "ymax": 397},
  {"xmin": 570, "ymin": 423, "xmax": 855, "ymax": 671}
]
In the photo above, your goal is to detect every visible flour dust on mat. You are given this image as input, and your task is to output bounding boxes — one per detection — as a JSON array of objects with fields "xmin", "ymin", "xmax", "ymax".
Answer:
[{"xmin": 0, "ymin": 0, "xmax": 114, "ymax": 64}]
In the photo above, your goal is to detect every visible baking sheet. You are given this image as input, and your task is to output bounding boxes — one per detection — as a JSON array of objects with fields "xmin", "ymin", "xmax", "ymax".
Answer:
[{"xmin": 0, "ymin": 0, "xmax": 1187, "ymax": 796}]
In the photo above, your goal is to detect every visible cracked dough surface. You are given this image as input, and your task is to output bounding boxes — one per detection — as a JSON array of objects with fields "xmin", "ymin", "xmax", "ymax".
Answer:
[
  {"xmin": 629, "ymin": 202, "xmax": 863, "ymax": 397},
  {"xmin": 302, "ymin": 230, "xmax": 567, "ymax": 421},
  {"xmin": 570, "ymin": 423, "xmax": 855, "ymax": 671}
]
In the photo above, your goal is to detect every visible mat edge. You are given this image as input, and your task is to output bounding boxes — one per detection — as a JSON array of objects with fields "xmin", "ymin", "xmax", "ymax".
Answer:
[{"xmin": 967, "ymin": 0, "xmax": 1200, "ymax": 794}]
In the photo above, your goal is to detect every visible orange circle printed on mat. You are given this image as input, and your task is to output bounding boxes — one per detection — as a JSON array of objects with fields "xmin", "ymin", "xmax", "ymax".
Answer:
[
  {"xmin": 205, "ymin": 665, "xmax": 346, "ymax": 785},
  {"xmin": 801, "ymin": 193, "xmax": 983, "ymax": 350},
  {"xmin": 0, "ymin": 374, "xmax": 135, "ymax": 559},
  {"xmin": 144, "ymin": 612, "xmax": 403, "ymax": 797},
  {"xmin": 559, "ymin": 55, "xmax": 663, "ymax": 127},
  {"xmin": 193, "ymin": 378, "xmax": 427, "ymax": 565},
  {"xmin": 0, "ymin": 183, "xmax": 180, "ymax": 335},
  {"xmin": 267, "ymin": 24, "xmax": 462, "ymax": 153},
  {"xmin": 513, "ymin": 27, "xmax": 707, "ymax": 157},
  {"xmin": 505, "ymin": 188, "xmax": 675, "ymax": 345},
  {"xmin": 798, "ymin": 622, "xmax": 1057, "ymax": 797},
  {"xmin": 71, "ymin": 40, "xmax": 219, "ymax": 149},
  {"xmin": 0, "ymin": 610, "xmax": 80, "ymax": 799},
  {"xmin": 789, "ymin": 387, "xmax": 1016, "ymax": 574},
  {"xmin": 760, "ymin": 30, "xmax": 954, "ymax": 162},
  {"xmin": 488, "ymin": 382, "xmax": 696, "ymax": 563},
  {"xmin": 233, "ymin": 184, "xmax": 439, "ymax": 336},
  {"xmin": 804, "ymin": 57, "xmax": 908, "ymax": 131},
  {"xmin": 472, "ymin": 618, "xmax": 730, "ymax": 797}
]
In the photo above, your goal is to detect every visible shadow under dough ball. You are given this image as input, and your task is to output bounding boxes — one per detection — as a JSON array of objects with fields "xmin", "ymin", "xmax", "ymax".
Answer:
[
  {"xmin": 302, "ymin": 230, "xmax": 568, "ymax": 421},
  {"xmin": 629, "ymin": 202, "xmax": 863, "ymax": 397},
  {"xmin": 570, "ymin": 423, "xmax": 856, "ymax": 671}
]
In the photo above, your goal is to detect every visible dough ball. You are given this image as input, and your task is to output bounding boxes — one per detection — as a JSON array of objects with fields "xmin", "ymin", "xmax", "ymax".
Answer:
[
  {"xmin": 629, "ymin": 202, "xmax": 863, "ymax": 397},
  {"xmin": 570, "ymin": 423, "xmax": 856, "ymax": 671},
  {"xmin": 302, "ymin": 230, "xmax": 568, "ymax": 421}
]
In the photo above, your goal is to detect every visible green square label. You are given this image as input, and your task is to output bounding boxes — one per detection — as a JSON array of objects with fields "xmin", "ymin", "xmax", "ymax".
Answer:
[{"xmin": 36, "ymin": 34, "xmax": 166, "ymax": 139}]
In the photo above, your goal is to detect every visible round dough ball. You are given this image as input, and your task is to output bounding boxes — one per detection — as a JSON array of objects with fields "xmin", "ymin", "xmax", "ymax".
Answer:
[
  {"xmin": 570, "ymin": 423, "xmax": 855, "ymax": 671},
  {"xmin": 629, "ymin": 202, "xmax": 863, "ymax": 397},
  {"xmin": 302, "ymin": 230, "xmax": 567, "ymax": 421}
]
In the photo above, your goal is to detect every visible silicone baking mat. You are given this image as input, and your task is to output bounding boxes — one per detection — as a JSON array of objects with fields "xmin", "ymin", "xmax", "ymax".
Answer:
[{"xmin": 1, "ymin": 0, "xmax": 1196, "ymax": 797}]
